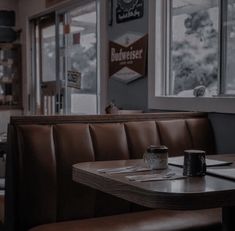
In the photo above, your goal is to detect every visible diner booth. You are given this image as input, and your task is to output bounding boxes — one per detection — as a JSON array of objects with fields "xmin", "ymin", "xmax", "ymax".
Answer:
[{"xmin": 1, "ymin": 0, "xmax": 235, "ymax": 231}]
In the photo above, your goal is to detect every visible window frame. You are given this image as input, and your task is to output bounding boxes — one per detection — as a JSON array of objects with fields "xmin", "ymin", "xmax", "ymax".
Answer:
[{"xmin": 148, "ymin": 0, "xmax": 235, "ymax": 113}]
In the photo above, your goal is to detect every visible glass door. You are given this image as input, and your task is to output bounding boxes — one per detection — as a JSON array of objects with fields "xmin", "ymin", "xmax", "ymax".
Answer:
[
  {"xmin": 31, "ymin": 0, "xmax": 98, "ymax": 115},
  {"xmin": 57, "ymin": 1, "xmax": 97, "ymax": 114},
  {"xmin": 31, "ymin": 13, "xmax": 59, "ymax": 115}
]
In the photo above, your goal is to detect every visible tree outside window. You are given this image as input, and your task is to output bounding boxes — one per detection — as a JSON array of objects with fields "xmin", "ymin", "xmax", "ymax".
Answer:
[{"xmin": 169, "ymin": 0, "xmax": 219, "ymax": 97}]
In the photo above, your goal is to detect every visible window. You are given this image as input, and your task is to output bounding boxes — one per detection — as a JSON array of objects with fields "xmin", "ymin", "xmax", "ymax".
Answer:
[
  {"xmin": 169, "ymin": 0, "xmax": 219, "ymax": 97},
  {"xmin": 57, "ymin": 3, "xmax": 98, "ymax": 114},
  {"xmin": 41, "ymin": 23, "xmax": 56, "ymax": 82},
  {"xmin": 148, "ymin": 0, "xmax": 235, "ymax": 113}
]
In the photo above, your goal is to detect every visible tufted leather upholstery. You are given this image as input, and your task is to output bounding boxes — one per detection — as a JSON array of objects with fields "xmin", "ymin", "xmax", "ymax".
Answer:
[
  {"xmin": 186, "ymin": 118, "xmax": 215, "ymax": 155},
  {"xmin": 0, "ymin": 192, "xmax": 4, "ymax": 224},
  {"xmin": 125, "ymin": 121, "xmax": 161, "ymax": 159},
  {"xmin": 5, "ymin": 113, "xmax": 219, "ymax": 231},
  {"xmin": 158, "ymin": 120, "xmax": 193, "ymax": 156},
  {"xmin": 53, "ymin": 124, "xmax": 96, "ymax": 221},
  {"xmin": 16, "ymin": 125, "xmax": 57, "ymax": 229},
  {"xmin": 90, "ymin": 124, "xmax": 129, "ymax": 161}
]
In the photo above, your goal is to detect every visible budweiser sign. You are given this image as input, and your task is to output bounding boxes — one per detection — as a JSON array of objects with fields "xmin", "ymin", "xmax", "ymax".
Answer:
[{"xmin": 109, "ymin": 33, "xmax": 148, "ymax": 83}]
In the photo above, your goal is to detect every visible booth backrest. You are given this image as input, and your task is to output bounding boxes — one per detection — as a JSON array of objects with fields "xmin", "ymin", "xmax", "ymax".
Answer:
[{"xmin": 5, "ymin": 112, "xmax": 215, "ymax": 231}]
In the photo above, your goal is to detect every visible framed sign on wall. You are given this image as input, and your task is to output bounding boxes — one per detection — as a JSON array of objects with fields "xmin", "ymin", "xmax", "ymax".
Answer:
[
  {"xmin": 116, "ymin": 0, "xmax": 144, "ymax": 24},
  {"xmin": 109, "ymin": 32, "xmax": 148, "ymax": 83}
]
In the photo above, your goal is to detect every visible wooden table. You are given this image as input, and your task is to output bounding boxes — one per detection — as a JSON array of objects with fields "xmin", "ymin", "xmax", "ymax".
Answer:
[{"xmin": 73, "ymin": 154, "xmax": 235, "ymax": 231}]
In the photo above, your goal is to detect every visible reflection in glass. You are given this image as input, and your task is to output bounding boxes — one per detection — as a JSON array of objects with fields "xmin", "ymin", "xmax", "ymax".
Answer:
[
  {"xmin": 42, "ymin": 25, "xmax": 56, "ymax": 82},
  {"xmin": 69, "ymin": 7, "xmax": 97, "ymax": 92},
  {"xmin": 63, "ymin": 1, "xmax": 97, "ymax": 114}
]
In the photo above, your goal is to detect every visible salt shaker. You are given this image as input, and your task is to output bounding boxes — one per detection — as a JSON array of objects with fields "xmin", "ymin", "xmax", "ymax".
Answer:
[{"xmin": 143, "ymin": 145, "xmax": 168, "ymax": 170}]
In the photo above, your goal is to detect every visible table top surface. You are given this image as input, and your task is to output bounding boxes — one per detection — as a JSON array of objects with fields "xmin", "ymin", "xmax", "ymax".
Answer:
[{"xmin": 73, "ymin": 154, "xmax": 235, "ymax": 210}]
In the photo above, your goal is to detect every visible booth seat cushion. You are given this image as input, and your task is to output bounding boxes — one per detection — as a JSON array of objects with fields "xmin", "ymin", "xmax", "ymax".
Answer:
[
  {"xmin": 0, "ymin": 193, "xmax": 4, "ymax": 224},
  {"xmin": 125, "ymin": 121, "xmax": 161, "ymax": 159},
  {"xmin": 29, "ymin": 209, "xmax": 221, "ymax": 231},
  {"xmin": 157, "ymin": 118, "xmax": 215, "ymax": 156},
  {"xmin": 54, "ymin": 124, "xmax": 96, "ymax": 220},
  {"xmin": 186, "ymin": 118, "xmax": 215, "ymax": 154},
  {"xmin": 90, "ymin": 124, "xmax": 129, "ymax": 161},
  {"xmin": 157, "ymin": 120, "xmax": 193, "ymax": 156}
]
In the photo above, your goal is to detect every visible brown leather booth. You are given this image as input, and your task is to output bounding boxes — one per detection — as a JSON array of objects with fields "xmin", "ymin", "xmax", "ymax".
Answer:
[{"xmin": 5, "ymin": 112, "xmax": 221, "ymax": 231}]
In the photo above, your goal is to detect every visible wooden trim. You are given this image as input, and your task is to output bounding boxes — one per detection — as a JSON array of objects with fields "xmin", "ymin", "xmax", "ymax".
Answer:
[
  {"xmin": 10, "ymin": 112, "xmax": 208, "ymax": 125},
  {"xmin": 46, "ymin": 0, "xmax": 65, "ymax": 8}
]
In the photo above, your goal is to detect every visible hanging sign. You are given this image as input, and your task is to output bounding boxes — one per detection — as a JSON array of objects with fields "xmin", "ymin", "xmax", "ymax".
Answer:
[
  {"xmin": 73, "ymin": 32, "xmax": 81, "ymax": 45},
  {"xmin": 67, "ymin": 70, "xmax": 81, "ymax": 89},
  {"xmin": 116, "ymin": 0, "xmax": 144, "ymax": 24},
  {"xmin": 109, "ymin": 33, "xmax": 148, "ymax": 83}
]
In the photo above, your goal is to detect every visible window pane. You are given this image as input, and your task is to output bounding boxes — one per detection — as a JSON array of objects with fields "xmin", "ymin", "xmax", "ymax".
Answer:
[
  {"xmin": 62, "ymin": 1, "xmax": 97, "ymax": 114},
  {"xmin": 42, "ymin": 25, "xmax": 56, "ymax": 82},
  {"xmin": 169, "ymin": 0, "xmax": 219, "ymax": 97},
  {"xmin": 223, "ymin": 0, "xmax": 235, "ymax": 94},
  {"xmin": 68, "ymin": 3, "xmax": 97, "ymax": 93}
]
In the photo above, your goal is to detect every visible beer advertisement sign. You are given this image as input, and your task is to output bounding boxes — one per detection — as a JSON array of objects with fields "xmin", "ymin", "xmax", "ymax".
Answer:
[
  {"xmin": 109, "ymin": 32, "xmax": 148, "ymax": 83},
  {"xmin": 116, "ymin": 0, "xmax": 144, "ymax": 23}
]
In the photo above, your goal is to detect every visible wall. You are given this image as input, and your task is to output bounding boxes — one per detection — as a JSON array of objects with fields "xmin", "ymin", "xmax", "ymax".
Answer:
[
  {"xmin": 209, "ymin": 113, "xmax": 235, "ymax": 154},
  {"xmin": 107, "ymin": 0, "xmax": 148, "ymax": 111},
  {"xmin": 0, "ymin": 0, "xmax": 18, "ymax": 26}
]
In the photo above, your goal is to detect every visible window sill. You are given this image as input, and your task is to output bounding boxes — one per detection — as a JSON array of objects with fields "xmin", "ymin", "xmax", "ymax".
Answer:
[{"xmin": 148, "ymin": 96, "xmax": 235, "ymax": 113}]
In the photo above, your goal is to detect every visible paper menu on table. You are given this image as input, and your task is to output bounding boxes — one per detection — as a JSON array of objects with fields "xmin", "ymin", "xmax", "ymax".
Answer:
[
  {"xmin": 206, "ymin": 168, "xmax": 235, "ymax": 180},
  {"xmin": 168, "ymin": 156, "xmax": 232, "ymax": 167}
]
